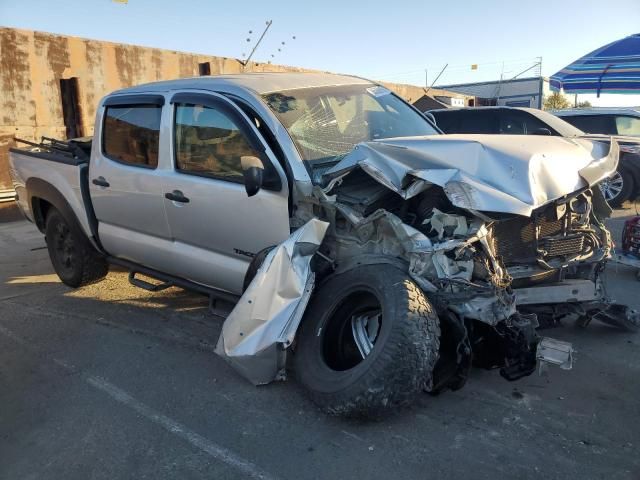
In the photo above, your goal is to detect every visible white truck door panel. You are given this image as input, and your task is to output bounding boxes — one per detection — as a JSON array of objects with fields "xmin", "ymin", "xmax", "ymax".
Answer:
[
  {"xmin": 90, "ymin": 96, "xmax": 173, "ymax": 270},
  {"xmin": 161, "ymin": 92, "xmax": 290, "ymax": 294}
]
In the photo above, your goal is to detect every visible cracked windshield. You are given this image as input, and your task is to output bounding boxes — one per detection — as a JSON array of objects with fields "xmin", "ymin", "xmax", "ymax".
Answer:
[{"xmin": 263, "ymin": 85, "xmax": 438, "ymax": 178}]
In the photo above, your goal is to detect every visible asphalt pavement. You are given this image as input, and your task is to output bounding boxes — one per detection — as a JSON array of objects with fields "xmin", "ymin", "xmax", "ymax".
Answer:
[{"xmin": 1, "ymin": 207, "xmax": 639, "ymax": 480}]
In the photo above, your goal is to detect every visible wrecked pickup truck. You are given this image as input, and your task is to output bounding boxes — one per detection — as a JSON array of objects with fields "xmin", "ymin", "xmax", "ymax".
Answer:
[{"xmin": 9, "ymin": 73, "xmax": 633, "ymax": 418}]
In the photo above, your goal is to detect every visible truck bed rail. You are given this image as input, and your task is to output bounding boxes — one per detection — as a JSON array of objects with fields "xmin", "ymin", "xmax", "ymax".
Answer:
[{"xmin": 14, "ymin": 136, "xmax": 91, "ymax": 162}]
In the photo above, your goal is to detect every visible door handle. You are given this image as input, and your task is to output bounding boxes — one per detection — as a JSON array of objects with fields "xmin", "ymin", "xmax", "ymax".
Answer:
[
  {"xmin": 164, "ymin": 190, "xmax": 190, "ymax": 203},
  {"xmin": 92, "ymin": 176, "xmax": 110, "ymax": 188}
]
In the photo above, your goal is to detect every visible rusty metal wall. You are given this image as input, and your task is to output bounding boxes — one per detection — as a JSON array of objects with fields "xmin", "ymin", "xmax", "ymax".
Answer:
[{"xmin": 0, "ymin": 27, "xmax": 451, "ymax": 191}]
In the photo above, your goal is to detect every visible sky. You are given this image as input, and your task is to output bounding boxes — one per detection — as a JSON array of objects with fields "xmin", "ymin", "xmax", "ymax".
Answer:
[{"xmin": 1, "ymin": 0, "xmax": 640, "ymax": 106}]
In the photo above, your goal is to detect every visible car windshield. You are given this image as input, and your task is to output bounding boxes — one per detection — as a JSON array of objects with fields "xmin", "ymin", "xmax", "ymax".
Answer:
[
  {"xmin": 262, "ymin": 84, "xmax": 438, "ymax": 171},
  {"xmin": 529, "ymin": 109, "xmax": 585, "ymax": 137}
]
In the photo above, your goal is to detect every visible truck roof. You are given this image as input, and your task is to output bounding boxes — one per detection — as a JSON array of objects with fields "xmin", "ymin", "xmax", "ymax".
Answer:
[{"xmin": 110, "ymin": 72, "xmax": 373, "ymax": 96}]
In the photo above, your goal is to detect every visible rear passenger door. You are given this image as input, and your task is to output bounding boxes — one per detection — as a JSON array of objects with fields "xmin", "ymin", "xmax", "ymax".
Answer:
[
  {"xmin": 90, "ymin": 94, "xmax": 173, "ymax": 270},
  {"xmin": 160, "ymin": 91, "xmax": 290, "ymax": 295}
]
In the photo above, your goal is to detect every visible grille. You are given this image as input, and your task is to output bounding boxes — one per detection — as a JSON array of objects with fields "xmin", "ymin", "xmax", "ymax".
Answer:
[{"xmin": 492, "ymin": 206, "xmax": 564, "ymax": 265}]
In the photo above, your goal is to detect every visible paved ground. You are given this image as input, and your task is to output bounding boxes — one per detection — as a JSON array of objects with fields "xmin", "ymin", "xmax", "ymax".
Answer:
[{"xmin": 1, "ymin": 206, "xmax": 639, "ymax": 480}]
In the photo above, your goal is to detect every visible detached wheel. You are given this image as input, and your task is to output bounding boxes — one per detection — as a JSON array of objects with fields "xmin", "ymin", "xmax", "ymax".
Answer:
[
  {"xmin": 294, "ymin": 264, "xmax": 440, "ymax": 418},
  {"xmin": 45, "ymin": 208, "xmax": 108, "ymax": 288},
  {"xmin": 600, "ymin": 169, "xmax": 634, "ymax": 207}
]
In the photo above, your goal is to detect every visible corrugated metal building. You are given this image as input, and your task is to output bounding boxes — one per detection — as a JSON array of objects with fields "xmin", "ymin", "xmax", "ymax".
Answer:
[{"xmin": 436, "ymin": 77, "xmax": 552, "ymax": 109}]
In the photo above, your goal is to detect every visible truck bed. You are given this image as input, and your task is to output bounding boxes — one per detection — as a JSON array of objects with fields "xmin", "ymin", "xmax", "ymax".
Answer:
[{"xmin": 9, "ymin": 137, "xmax": 95, "ymax": 241}]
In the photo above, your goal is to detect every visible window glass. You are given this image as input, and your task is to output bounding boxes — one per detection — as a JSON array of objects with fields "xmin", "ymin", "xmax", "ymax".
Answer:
[
  {"xmin": 457, "ymin": 111, "xmax": 496, "ymax": 134},
  {"xmin": 262, "ymin": 85, "xmax": 438, "ymax": 170},
  {"xmin": 561, "ymin": 115, "xmax": 616, "ymax": 134},
  {"xmin": 103, "ymin": 105, "xmax": 161, "ymax": 167},
  {"xmin": 615, "ymin": 116, "xmax": 640, "ymax": 136},
  {"xmin": 431, "ymin": 111, "xmax": 459, "ymax": 133},
  {"xmin": 174, "ymin": 103, "xmax": 260, "ymax": 181},
  {"xmin": 498, "ymin": 111, "xmax": 548, "ymax": 135}
]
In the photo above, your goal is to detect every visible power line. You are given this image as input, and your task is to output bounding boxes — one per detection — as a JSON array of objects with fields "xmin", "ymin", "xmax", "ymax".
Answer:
[{"xmin": 369, "ymin": 56, "xmax": 541, "ymax": 81}]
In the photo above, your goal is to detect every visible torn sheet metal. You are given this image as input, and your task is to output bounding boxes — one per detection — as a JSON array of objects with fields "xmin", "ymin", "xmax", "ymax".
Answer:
[
  {"xmin": 424, "ymin": 208, "xmax": 468, "ymax": 240},
  {"xmin": 325, "ymin": 135, "xmax": 619, "ymax": 216},
  {"xmin": 215, "ymin": 218, "xmax": 329, "ymax": 385}
]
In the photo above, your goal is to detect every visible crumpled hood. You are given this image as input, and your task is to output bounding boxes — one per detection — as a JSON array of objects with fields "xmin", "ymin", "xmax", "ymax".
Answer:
[{"xmin": 324, "ymin": 134, "xmax": 619, "ymax": 216}]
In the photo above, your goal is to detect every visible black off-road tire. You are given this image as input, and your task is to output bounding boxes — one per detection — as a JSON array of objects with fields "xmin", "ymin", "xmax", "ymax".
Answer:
[
  {"xmin": 293, "ymin": 264, "xmax": 440, "ymax": 418},
  {"xmin": 45, "ymin": 208, "xmax": 108, "ymax": 288}
]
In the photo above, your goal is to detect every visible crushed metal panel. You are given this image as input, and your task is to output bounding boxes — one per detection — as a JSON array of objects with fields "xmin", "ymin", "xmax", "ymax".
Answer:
[
  {"xmin": 215, "ymin": 218, "xmax": 329, "ymax": 385},
  {"xmin": 325, "ymin": 136, "xmax": 619, "ymax": 216}
]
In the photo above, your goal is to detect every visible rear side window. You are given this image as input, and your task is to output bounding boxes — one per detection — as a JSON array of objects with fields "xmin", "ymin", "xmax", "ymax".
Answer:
[
  {"xmin": 174, "ymin": 103, "xmax": 261, "ymax": 182},
  {"xmin": 103, "ymin": 105, "xmax": 162, "ymax": 168},
  {"xmin": 561, "ymin": 115, "xmax": 616, "ymax": 135},
  {"xmin": 615, "ymin": 116, "xmax": 640, "ymax": 136}
]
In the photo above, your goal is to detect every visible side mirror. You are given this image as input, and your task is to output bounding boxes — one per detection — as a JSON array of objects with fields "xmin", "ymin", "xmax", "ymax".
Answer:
[
  {"xmin": 532, "ymin": 127, "xmax": 552, "ymax": 136},
  {"xmin": 241, "ymin": 155, "xmax": 264, "ymax": 197}
]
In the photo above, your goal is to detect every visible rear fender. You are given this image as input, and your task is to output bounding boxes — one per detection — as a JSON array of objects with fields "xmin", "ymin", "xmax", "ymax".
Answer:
[{"xmin": 26, "ymin": 178, "xmax": 100, "ymax": 251}]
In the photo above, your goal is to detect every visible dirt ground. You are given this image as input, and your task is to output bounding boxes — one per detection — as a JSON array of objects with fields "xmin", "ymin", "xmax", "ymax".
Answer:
[{"xmin": 1, "ymin": 205, "xmax": 639, "ymax": 480}]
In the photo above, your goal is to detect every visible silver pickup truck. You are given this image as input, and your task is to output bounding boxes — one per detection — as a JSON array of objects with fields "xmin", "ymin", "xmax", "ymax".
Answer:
[{"xmin": 9, "ymin": 72, "xmax": 633, "ymax": 418}]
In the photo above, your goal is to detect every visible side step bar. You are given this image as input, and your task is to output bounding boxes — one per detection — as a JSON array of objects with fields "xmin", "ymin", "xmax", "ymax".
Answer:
[
  {"xmin": 107, "ymin": 256, "xmax": 239, "ymax": 305},
  {"xmin": 128, "ymin": 271, "xmax": 172, "ymax": 292}
]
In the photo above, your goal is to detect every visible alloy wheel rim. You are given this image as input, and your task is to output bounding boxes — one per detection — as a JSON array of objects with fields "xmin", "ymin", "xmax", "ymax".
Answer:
[
  {"xmin": 350, "ymin": 310, "xmax": 382, "ymax": 358},
  {"xmin": 599, "ymin": 172, "xmax": 624, "ymax": 202}
]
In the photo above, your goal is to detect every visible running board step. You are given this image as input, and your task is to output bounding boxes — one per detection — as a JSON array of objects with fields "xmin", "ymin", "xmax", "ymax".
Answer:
[{"xmin": 128, "ymin": 271, "xmax": 173, "ymax": 292}]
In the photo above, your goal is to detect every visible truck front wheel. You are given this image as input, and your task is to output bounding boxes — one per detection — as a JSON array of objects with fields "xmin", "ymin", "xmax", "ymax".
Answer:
[
  {"xmin": 293, "ymin": 264, "xmax": 440, "ymax": 418},
  {"xmin": 45, "ymin": 209, "xmax": 108, "ymax": 288}
]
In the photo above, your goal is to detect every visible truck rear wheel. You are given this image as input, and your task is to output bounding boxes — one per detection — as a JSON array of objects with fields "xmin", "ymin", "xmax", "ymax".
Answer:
[
  {"xmin": 45, "ymin": 209, "xmax": 108, "ymax": 288},
  {"xmin": 293, "ymin": 264, "xmax": 440, "ymax": 418}
]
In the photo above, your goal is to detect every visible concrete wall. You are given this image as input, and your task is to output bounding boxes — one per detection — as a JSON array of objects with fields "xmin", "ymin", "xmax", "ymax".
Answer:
[{"xmin": 0, "ymin": 27, "xmax": 457, "ymax": 191}]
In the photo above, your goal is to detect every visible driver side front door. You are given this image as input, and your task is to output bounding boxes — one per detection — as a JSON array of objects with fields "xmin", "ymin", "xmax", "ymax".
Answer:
[{"xmin": 160, "ymin": 91, "xmax": 291, "ymax": 295}]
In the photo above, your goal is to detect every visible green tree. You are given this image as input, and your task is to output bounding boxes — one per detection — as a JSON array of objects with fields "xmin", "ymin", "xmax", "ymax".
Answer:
[
  {"xmin": 544, "ymin": 92, "xmax": 571, "ymax": 110},
  {"xmin": 577, "ymin": 100, "xmax": 592, "ymax": 108}
]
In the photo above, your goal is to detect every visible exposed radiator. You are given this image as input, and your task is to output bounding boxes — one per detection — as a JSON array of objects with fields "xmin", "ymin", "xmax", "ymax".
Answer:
[{"xmin": 491, "ymin": 204, "xmax": 586, "ymax": 265}]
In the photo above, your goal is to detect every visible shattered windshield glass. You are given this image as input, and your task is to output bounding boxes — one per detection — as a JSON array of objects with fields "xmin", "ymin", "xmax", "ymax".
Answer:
[{"xmin": 262, "ymin": 84, "xmax": 438, "ymax": 175}]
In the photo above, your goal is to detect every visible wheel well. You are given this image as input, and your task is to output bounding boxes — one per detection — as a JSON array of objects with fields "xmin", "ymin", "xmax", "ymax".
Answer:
[
  {"xmin": 620, "ymin": 156, "xmax": 640, "ymax": 196},
  {"xmin": 31, "ymin": 197, "xmax": 54, "ymax": 233}
]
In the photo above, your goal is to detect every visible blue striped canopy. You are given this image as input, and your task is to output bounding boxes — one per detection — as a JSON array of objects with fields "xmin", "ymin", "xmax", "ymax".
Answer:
[{"xmin": 550, "ymin": 33, "xmax": 640, "ymax": 96}]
